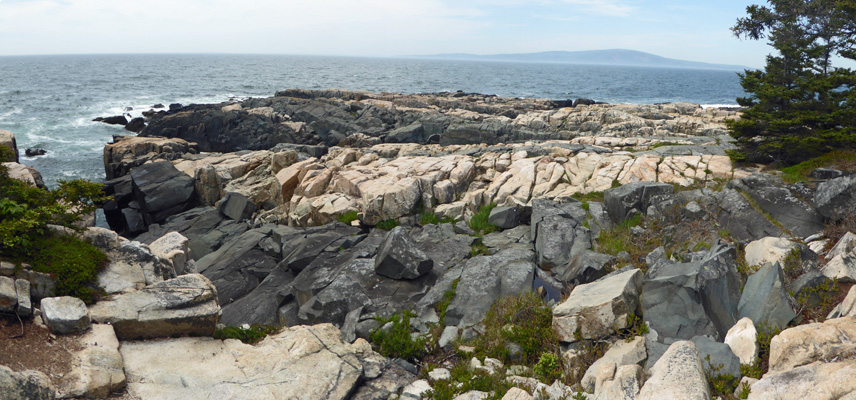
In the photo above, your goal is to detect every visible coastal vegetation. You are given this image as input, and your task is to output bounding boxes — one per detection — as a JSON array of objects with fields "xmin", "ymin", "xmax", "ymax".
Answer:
[{"xmin": 728, "ymin": 0, "xmax": 856, "ymax": 166}]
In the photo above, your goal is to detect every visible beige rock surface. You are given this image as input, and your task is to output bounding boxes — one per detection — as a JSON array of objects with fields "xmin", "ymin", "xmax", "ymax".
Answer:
[
  {"xmin": 768, "ymin": 316, "xmax": 856, "ymax": 373},
  {"xmin": 553, "ymin": 269, "xmax": 643, "ymax": 342},
  {"xmin": 57, "ymin": 324, "xmax": 125, "ymax": 399}
]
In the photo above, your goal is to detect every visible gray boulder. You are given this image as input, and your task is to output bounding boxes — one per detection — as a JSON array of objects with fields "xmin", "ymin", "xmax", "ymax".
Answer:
[
  {"xmin": 530, "ymin": 199, "xmax": 590, "ymax": 272},
  {"xmin": 217, "ymin": 191, "xmax": 257, "ymax": 221},
  {"xmin": 815, "ymin": 174, "xmax": 856, "ymax": 219},
  {"xmin": 41, "ymin": 296, "xmax": 91, "ymax": 335},
  {"xmin": 0, "ymin": 366, "xmax": 55, "ymax": 400},
  {"xmin": 488, "ymin": 206, "xmax": 520, "ymax": 229},
  {"xmin": 788, "ymin": 270, "xmax": 834, "ymax": 309},
  {"xmin": 130, "ymin": 160, "xmax": 196, "ymax": 224},
  {"xmin": 89, "ymin": 274, "xmax": 221, "ymax": 340},
  {"xmin": 737, "ymin": 263, "xmax": 796, "ymax": 330},
  {"xmin": 553, "ymin": 268, "xmax": 643, "ymax": 342},
  {"xmin": 604, "ymin": 181, "xmax": 674, "ymax": 225},
  {"xmin": 638, "ymin": 341, "xmax": 710, "ymax": 400},
  {"xmin": 691, "ymin": 335, "xmax": 741, "ymax": 379},
  {"xmin": 374, "ymin": 226, "xmax": 433, "ymax": 280},
  {"xmin": 715, "ymin": 189, "xmax": 782, "ymax": 243},
  {"xmin": 15, "ymin": 279, "xmax": 31, "ymax": 317},
  {"xmin": 562, "ymin": 251, "xmax": 615, "ymax": 285}
]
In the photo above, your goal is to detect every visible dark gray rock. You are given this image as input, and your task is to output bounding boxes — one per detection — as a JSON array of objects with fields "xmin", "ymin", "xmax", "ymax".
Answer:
[
  {"xmin": 24, "ymin": 148, "xmax": 47, "ymax": 157},
  {"xmin": 488, "ymin": 206, "xmax": 520, "ymax": 229},
  {"xmin": 284, "ymin": 228, "xmax": 359, "ymax": 272},
  {"xmin": 692, "ymin": 335, "xmax": 741, "ymax": 378},
  {"xmin": 728, "ymin": 173, "xmax": 824, "ymax": 238},
  {"xmin": 714, "ymin": 189, "xmax": 782, "ymax": 243},
  {"xmin": 93, "ymin": 114, "xmax": 128, "ymax": 125},
  {"xmin": 374, "ymin": 226, "xmax": 433, "ymax": 280},
  {"xmin": 125, "ymin": 117, "xmax": 146, "ymax": 133},
  {"xmin": 604, "ymin": 181, "xmax": 674, "ymax": 225},
  {"xmin": 410, "ymin": 223, "xmax": 477, "ymax": 270},
  {"xmin": 130, "ymin": 161, "xmax": 196, "ymax": 224},
  {"xmin": 811, "ymin": 168, "xmax": 844, "ymax": 180},
  {"xmin": 562, "ymin": 251, "xmax": 615, "ymax": 284},
  {"xmin": 814, "ymin": 174, "xmax": 856, "ymax": 220},
  {"xmin": 219, "ymin": 267, "xmax": 295, "ymax": 326},
  {"xmin": 737, "ymin": 263, "xmax": 796, "ymax": 330},
  {"xmin": 530, "ymin": 199, "xmax": 590, "ymax": 272},
  {"xmin": 217, "ymin": 192, "xmax": 257, "ymax": 221},
  {"xmin": 643, "ymin": 242, "xmax": 742, "ymax": 342}
]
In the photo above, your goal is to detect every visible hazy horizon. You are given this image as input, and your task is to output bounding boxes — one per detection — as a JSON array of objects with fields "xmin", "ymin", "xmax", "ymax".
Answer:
[{"xmin": 0, "ymin": 0, "xmax": 775, "ymax": 69}]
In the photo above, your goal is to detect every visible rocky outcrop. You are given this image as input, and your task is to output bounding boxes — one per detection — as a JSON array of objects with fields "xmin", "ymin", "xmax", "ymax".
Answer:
[
  {"xmin": 57, "ymin": 324, "xmax": 126, "ymax": 399},
  {"xmin": 103, "ymin": 135, "xmax": 197, "ymax": 180},
  {"xmin": 2, "ymin": 162, "xmax": 46, "ymax": 188},
  {"xmin": 0, "ymin": 366, "xmax": 55, "ymax": 400},
  {"xmin": 737, "ymin": 263, "xmax": 796, "ymax": 330},
  {"xmin": 638, "ymin": 341, "xmax": 710, "ymax": 400},
  {"xmin": 119, "ymin": 324, "xmax": 374, "ymax": 400},
  {"xmin": 768, "ymin": 316, "xmax": 856, "ymax": 373}
]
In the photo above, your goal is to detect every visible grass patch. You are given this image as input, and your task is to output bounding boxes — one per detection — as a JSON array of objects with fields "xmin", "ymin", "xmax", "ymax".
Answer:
[
  {"xmin": 420, "ymin": 211, "xmax": 456, "ymax": 226},
  {"xmin": 571, "ymin": 191, "xmax": 605, "ymax": 203},
  {"xmin": 214, "ymin": 324, "xmax": 278, "ymax": 344},
  {"xmin": 473, "ymin": 292, "xmax": 558, "ymax": 365},
  {"xmin": 370, "ymin": 310, "xmax": 429, "ymax": 362},
  {"xmin": 436, "ymin": 279, "xmax": 460, "ymax": 326},
  {"xmin": 23, "ymin": 234, "xmax": 108, "ymax": 304},
  {"xmin": 595, "ymin": 214, "xmax": 661, "ymax": 269},
  {"xmin": 650, "ymin": 141, "xmax": 683, "ymax": 149},
  {"xmin": 467, "ymin": 202, "xmax": 498, "ymax": 236},
  {"xmin": 375, "ymin": 218, "xmax": 400, "ymax": 230},
  {"xmin": 336, "ymin": 210, "xmax": 359, "ymax": 224},
  {"xmin": 425, "ymin": 361, "xmax": 512, "ymax": 400},
  {"xmin": 704, "ymin": 355, "xmax": 740, "ymax": 399},
  {"xmin": 780, "ymin": 150, "xmax": 856, "ymax": 184}
]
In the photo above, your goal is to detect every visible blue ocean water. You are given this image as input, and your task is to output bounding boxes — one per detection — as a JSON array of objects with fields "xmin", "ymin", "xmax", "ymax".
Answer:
[{"xmin": 0, "ymin": 54, "xmax": 745, "ymax": 187}]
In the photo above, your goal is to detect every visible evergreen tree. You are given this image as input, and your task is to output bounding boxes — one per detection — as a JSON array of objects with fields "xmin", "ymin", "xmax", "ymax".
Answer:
[{"xmin": 729, "ymin": 0, "xmax": 856, "ymax": 165}]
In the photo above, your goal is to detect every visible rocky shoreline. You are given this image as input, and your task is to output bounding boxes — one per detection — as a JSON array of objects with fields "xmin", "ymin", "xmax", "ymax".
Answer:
[{"xmin": 2, "ymin": 89, "xmax": 856, "ymax": 399}]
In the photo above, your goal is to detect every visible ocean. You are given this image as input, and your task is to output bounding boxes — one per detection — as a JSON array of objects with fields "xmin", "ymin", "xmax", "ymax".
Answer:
[{"xmin": 0, "ymin": 54, "xmax": 745, "ymax": 188}]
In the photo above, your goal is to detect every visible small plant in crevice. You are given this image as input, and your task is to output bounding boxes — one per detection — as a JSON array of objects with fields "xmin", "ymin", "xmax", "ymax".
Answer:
[
  {"xmin": 337, "ymin": 210, "xmax": 359, "ymax": 224},
  {"xmin": 534, "ymin": 352, "xmax": 563, "ymax": 383},
  {"xmin": 424, "ymin": 361, "xmax": 512, "ymax": 400},
  {"xmin": 470, "ymin": 239, "xmax": 490, "ymax": 257},
  {"xmin": 420, "ymin": 210, "xmax": 456, "ymax": 226},
  {"xmin": 704, "ymin": 355, "xmax": 740, "ymax": 399},
  {"xmin": 468, "ymin": 202, "xmax": 498, "ymax": 236},
  {"xmin": 375, "ymin": 218, "xmax": 400, "ymax": 230},
  {"xmin": 740, "ymin": 322, "xmax": 783, "ymax": 379},
  {"xmin": 617, "ymin": 314, "xmax": 649, "ymax": 341},
  {"xmin": 369, "ymin": 310, "xmax": 429, "ymax": 363},
  {"xmin": 474, "ymin": 292, "xmax": 558, "ymax": 365},
  {"xmin": 214, "ymin": 324, "xmax": 278, "ymax": 344}
]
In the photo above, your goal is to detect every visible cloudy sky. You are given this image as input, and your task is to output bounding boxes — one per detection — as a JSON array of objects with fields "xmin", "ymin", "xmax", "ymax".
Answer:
[{"xmin": 0, "ymin": 0, "xmax": 773, "ymax": 68}]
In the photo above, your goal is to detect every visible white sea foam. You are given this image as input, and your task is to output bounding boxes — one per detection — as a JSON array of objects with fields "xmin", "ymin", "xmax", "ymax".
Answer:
[{"xmin": 701, "ymin": 104, "xmax": 741, "ymax": 109}]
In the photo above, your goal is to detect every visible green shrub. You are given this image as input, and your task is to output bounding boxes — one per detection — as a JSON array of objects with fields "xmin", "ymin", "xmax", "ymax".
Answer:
[
  {"xmin": 337, "ymin": 211, "xmax": 359, "ymax": 224},
  {"xmin": 370, "ymin": 310, "xmax": 429, "ymax": 362},
  {"xmin": 705, "ymin": 355, "xmax": 739, "ymax": 398},
  {"xmin": 474, "ymin": 292, "xmax": 558, "ymax": 365},
  {"xmin": 214, "ymin": 324, "xmax": 278, "ymax": 344},
  {"xmin": 467, "ymin": 203, "xmax": 498, "ymax": 236},
  {"xmin": 420, "ymin": 211, "xmax": 456, "ymax": 226},
  {"xmin": 741, "ymin": 322, "xmax": 783, "ymax": 379},
  {"xmin": 425, "ymin": 361, "xmax": 512, "ymax": 400},
  {"xmin": 375, "ymin": 218, "xmax": 400, "ymax": 230},
  {"xmin": 25, "ymin": 234, "xmax": 108, "ymax": 303},
  {"xmin": 534, "ymin": 352, "xmax": 563, "ymax": 383}
]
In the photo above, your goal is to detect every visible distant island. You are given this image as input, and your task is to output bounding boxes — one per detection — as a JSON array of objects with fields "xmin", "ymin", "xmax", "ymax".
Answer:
[{"xmin": 407, "ymin": 49, "xmax": 749, "ymax": 71}]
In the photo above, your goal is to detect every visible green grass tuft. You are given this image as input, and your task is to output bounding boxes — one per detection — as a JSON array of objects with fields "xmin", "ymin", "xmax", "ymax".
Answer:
[
  {"xmin": 214, "ymin": 325, "xmax": 278, "ymax": 344},
  {"xmin": 337, "ymin": 210, "xmax": 359, "ymax": 224},
  {"xmin": 468, "ymin": 203, "xmax": 498, "ymax": 236},
  {"xmin": 420, "ymin": 211, "xmax": 456, "ymax": 226},
  {"xmin": 375, "ymin": 218, "xmax": 400, "ymax": 230},
  {"xmin": 370, "ymin": 310, "xmax": 429, "ymax": 362}
]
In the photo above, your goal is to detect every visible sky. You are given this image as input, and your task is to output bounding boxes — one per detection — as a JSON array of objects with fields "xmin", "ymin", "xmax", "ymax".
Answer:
[{"xmin": 0, "ymin": 0, "xmax": 776, "ymax": 68}]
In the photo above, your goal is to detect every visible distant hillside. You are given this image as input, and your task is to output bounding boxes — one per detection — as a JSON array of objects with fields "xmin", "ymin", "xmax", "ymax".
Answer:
[{"xmin": 409, "ymin": 49, "xmax": 748, "ymax": 71}]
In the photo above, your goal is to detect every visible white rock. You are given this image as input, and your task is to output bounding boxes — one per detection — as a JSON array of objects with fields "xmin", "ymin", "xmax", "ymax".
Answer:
[
  {"xmin": 582, "ymin": 336, "xmax": 647, "ymax": 392},
  {"xmin": 768, "ymin": 316, "xmax": 856, "ymax": 373},
  {"xmin": 820, "ymin": 253, "xmax": 856, "ymax": 282},
  {"xmin": 552, "ymin": 269, "xmax": 643, "ymax": 342},
  {"xmin": 455, "ymin": 391, "xmax": 489, "ymax": 400},
  {"xmin": 439, "ymin": 325, "xmax": 459, "ymax": 348},
  {"xmin": 401, "ymin": 379, "xmax": 432, "ymax": 399},
  {"xmin": 745, "ymin": 237, "xmax": 797, "ymax": 267},
  {"xmin": 149, "ymin": 231, "xmax": 191, "ymax": 275},
  {"xmin": 826, "ymin": 232, "xmax": 856, "ymax": 261},
  {"xmin": 57, "ymin": 324, "xmax": 126, "ymax": 398},
  {"xmin": 748, "ymin": 361, "xmax": 856, "ymax": 400},
  {"xmin": 828, "ymin": 285, "xmax": 856, "ymax": 319},
  {"xmin": 638, "ymin": 341, "xmax": 710, "ymax": 400},
  {"xmin": 502, "ymin": 387, "xmax": 534, "ymax": 400},
  {"xmin": 428, "ymin": 368, "xmax": 451, "ymax": 381},
  {"xmin": 595, "ymin": 364, "xmax": 642, "ymax": 400},
  {"xmin": 724, "ymin": 317, "xmax": 759, "ymax": 365}
]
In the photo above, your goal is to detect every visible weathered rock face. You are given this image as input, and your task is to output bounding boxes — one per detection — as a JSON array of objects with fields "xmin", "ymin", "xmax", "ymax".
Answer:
[
  {"xmin": 0, "ymin": 276, "xmax": 15, "ymax": 313},
  {"xmin": 604, "ymin": 181, "xmax": 674, "ymax": 225},
  {"xmin": 103, "ymin": 135, "xmax": 197, "ymax": 180},
  {"xmin": 728, "ymin": 173, "xmax": 824, "ymax": 238},
  {"xmin": 0, "ymin": 129, "xmax": 18, "ymax": 162},
  {"xmin": 638, "ymin": 341, "xmax": 710, "ymax": 400},
  {"xmin": 2, "ymin": 162, "xmax": 46, "ymax": 188},
  {"xmin": 120, "ymin": 324, "xmax": 372, "ymax": 400},
  {"xmin": 0, "ymin": 365, "xmax": 55, "ymax": 400},
  {"xmin": 530, "ymin": 198, "xmax": 590, "ymax": 274},
  {"xmin": 89, "ymin": 274, "xmax": 220, "ymax": 340},
  {"xmin": 552, "ymin": 268, "xmax": 643, "ymax": 342},
  {"xmin": 129, "ymin": 161, "xmax": 197, "ymax": 225},
  {"xmin": 714, "ymin": 189, "xmax": 782, "ymax": 243},
  {"xmin": 768, "ymin": 316, "xmax": 856, "ymax": 373},
  {"xmin": 581, "ymin": 336, "xmax": 647, "ymax": 393}
]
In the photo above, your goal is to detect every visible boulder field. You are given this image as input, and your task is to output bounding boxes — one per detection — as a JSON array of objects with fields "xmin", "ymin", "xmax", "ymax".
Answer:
[{"xmin": 2, "ymin": 90, "xmax": 856, "ymax": 399}]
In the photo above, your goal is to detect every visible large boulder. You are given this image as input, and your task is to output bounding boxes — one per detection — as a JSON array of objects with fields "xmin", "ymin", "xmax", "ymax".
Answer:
[
  {"xmin": 0, "ymin": 365, "xmax": 55, "ymax": 400},
  {"xmin": 374, "ymin": 226, "xmax": 434, "ymax": 280},
  {"xmin": 814, "ymin": 174, "xmax": 856, "ymax": 220},
  {"xmin": 530, "ymin": 199, "xmax": 590, "ymax": 272},
  {"xmin": 89, "ymin": 274, "xmax": 221, "ymax": 340},
  {"xmin": 130, "ymin": 161, "xmax": 196, "ymax": 225},
  {"xmin": 562, "ymin": 251, "xmax": 615, "ymax": 285},
  {"xmin": 552, "ymin": 268, "xmax": 643, "ymax": 342},
  {"xmin": 737, "ymin": 263, "xmax": 796, "ymax": 330},
  {"xmin": 724, "ymin": 317, "xmax": 758, "ymax": 365},
  {"xmin": 638, "ymin": 341, "xmax": 710, "ymax": 400},
  {"xmin": 217, "ymin": 191, "xmax": 257, "ymax": 221},
  {"xmin": 0, "ymin": 276, "xmax": 15, "ymax": 313},
  {"xmin": 149, "ymin": 231, "xmax": 192, "ymax": 276},
  {"xmin": 41, "ymin": 296, "xmax": 91, "ymax": 335},
  {"xmin": 768, "ymin": 316, "xmax": 856, "ymax": 373},
  {"xmin": 604, "ymin": 181, "xmax": 674, "ymax": 225},
  {"xmin": 120, "ymin": 324, "xmax": 369, "ymax": 400},
  {"xmin": 643, "ymin": 242, "xmax": 742, "ymax": 342},
  {"xmin": 745, "ymin": 237, "xmax": 798, "ymax": 267},
  {"xmin": 581, "ymin": 336, "xmax": 647, "ymax": 393}
]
